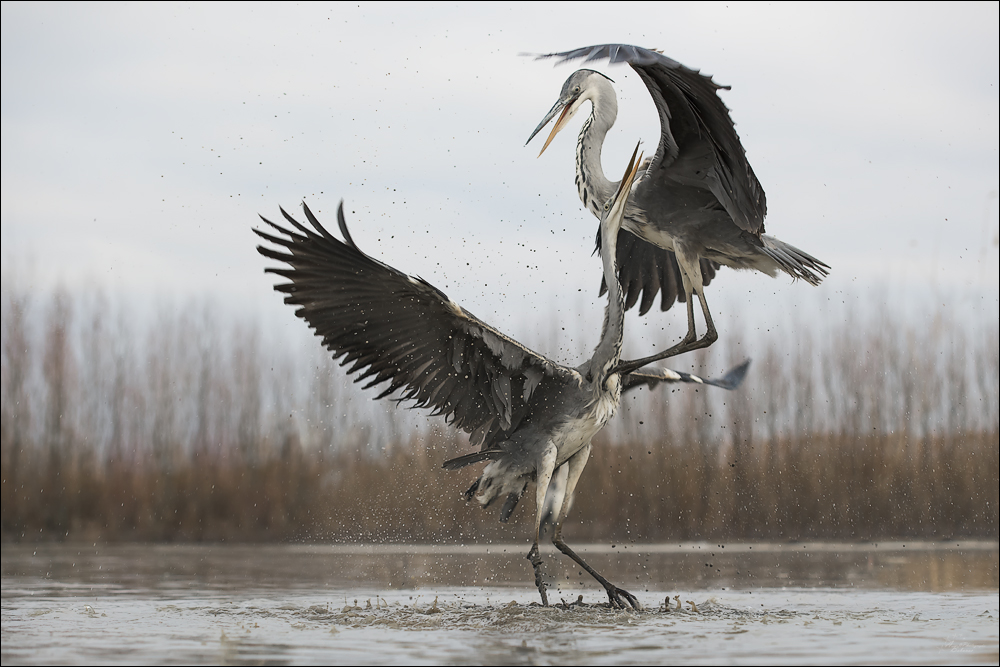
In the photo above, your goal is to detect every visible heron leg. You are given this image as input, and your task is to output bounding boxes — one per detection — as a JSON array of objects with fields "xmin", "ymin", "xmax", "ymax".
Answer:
[
  {"xmin": 610, "ymin": 330, "xmax": 708, "ymax": 376},
  {"xmin": 527, "ymin": 443, "xmax": 558, "ymax": 606},
  {"xmin": 610, "ymin": 250, "xmax": 717, "ymax": 376},
  {"xmin": 527, "ymin": 542, "xmax": 547, "ymax": 607},
  {"xmin": 682, "ymin": 294, "xmax": 698, "ymax": 342},
  {"xmin": 672, "ymin": 247, "xmax": 718, "ymax": 347},
  {"xmin": 692, "ymin": 283, "xmax": 718, "ymax": 346},
  {"xmin": 550, "ymin": 443, "xmax": 641, "ymax": 611}
]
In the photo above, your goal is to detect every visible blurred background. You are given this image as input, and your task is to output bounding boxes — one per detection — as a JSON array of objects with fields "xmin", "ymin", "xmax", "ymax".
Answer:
[{"xmin": 2, "ymin": 2, "xmax": 997, "ymax": 543}]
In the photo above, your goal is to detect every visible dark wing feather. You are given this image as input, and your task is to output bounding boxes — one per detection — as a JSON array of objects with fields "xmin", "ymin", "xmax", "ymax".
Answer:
[
  {"xmin": 255, "ymin": 202, "xmax": 575, "ymax": 450},
  {"xmin": 595, "ymin": 228, "xmax": 718, "ymax": 314},
  {"xmin": 622, "ymin": 359, "xmax": 751, "ymax": 395},
  {"xmin": 539, "ymin": 44, "xmax": 766, "ymax": 235}
]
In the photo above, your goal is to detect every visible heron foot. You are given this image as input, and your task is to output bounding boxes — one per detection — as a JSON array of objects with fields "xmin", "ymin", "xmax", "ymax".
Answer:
[
  {"xmin": 605, "ymin": 585, "xmax": 642, "ymax": 611},
  {"xmin": 610, "ymin": 326, "xmax": 718, "ymax": 376},
  {"xmin": 680, "ymin": 322, "xmax": 717, "ymax": 351},
  {"xmin": 696, "ymin": 326, "xmax": 718, "ymax": 348},
  {"xmin": 526, "ymin": 543, "xmax": 548, "ymax": 606}
]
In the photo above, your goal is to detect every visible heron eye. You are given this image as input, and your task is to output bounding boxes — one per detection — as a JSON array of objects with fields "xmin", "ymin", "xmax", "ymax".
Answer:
[{"xmin": 574, "ymin": 86, "xmax": 580, "ymax": 93}]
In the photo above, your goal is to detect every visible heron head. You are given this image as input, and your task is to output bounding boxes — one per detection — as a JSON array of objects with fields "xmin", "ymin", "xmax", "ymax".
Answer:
[{"xmin": 525, "ymin": 69, "xmax": 612, "ymax": 157}]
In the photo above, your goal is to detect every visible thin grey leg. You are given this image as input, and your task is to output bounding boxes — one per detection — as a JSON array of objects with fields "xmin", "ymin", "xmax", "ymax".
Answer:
[
  {"xmin": 550, "ymin": 443, "xmax": 641, "ymax": 611},
  {"xmin": 526, "ymin": 443, "xmax": 557, "ymax": 606}
]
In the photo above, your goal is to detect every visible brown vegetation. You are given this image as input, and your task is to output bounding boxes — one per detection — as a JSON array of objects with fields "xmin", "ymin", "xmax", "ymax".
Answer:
[{"xmin": 1, "ymin": 284, "xmax": 997, "ymax": 543}]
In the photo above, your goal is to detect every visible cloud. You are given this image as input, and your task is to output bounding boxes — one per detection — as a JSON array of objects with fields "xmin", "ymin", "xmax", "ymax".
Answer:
[{"xmin": 2, "ymin": 2, "xmax": 997, "ymax": 345}]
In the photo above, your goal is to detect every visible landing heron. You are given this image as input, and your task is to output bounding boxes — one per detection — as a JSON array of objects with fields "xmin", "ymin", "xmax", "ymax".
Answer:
[
  {"xmin": 254, "ymin": 148, "xmax": 748, "ymax": 609},
  {"xmin": 527, "ymin": 44, "xmax": 829, "ymax": 375}
]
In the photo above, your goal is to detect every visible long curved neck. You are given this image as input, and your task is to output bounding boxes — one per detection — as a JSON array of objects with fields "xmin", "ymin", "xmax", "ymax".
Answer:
[
  {"xmin": 576, "ymin": 78, "xmax": 618, "ymax": 217},
  {"xmin": 591, "ymin": 212, "xmax": 625, "ymax": 383}
]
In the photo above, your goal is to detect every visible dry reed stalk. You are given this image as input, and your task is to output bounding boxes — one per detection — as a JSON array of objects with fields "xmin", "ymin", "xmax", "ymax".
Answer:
[{"xmin": 1, "ymin": 283, "xmax": 997, "ymax": 543}]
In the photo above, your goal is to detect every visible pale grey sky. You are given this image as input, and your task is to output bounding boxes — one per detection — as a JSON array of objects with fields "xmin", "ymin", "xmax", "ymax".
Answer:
[{"xmin": 2, "ymin": 2, "xmax": 997, "ymax": 360}]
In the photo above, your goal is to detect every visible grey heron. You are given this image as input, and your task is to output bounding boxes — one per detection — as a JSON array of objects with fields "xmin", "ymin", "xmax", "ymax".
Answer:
[
  {"xmin": 254, "ymin": 148, "xmax": 748, "ymax": 609},
  {"xmin": 527, "ymin": 44, "xmax": 829, "ymax": 375}
]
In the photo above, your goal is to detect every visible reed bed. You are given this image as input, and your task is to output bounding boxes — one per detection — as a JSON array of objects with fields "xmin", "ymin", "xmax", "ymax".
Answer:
[{"xmin": 1, "ymin": 283, "xmax": 997, "ymax": 543}]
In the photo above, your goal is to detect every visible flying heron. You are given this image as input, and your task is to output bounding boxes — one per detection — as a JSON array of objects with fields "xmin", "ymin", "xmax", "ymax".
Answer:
[
  {"xmin": 527, "ymin": 44, "xmax": 829, "ymax": 375},
  {"xmin": 254, "ymin": 148, "xmax": 749, "ymax": 609}
]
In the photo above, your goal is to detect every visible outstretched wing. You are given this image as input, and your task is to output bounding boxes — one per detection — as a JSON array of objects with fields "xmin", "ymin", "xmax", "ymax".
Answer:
[
  {"xmin": 597, "ymin": 228, "xmax": 718, "ymax": 315},
  {"xmin": 538, "ymin": 44, "xmax": 766, "ymax": 235},
  {"xmin": 622, "ymin": 359, "xmax": 751, "ymax": 395},
  {"xmin": 255, "ymin": 202, "xmax": 577, "ymax": 450}
]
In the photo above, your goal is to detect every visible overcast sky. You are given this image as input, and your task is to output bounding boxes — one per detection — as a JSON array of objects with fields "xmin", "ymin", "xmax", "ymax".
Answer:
[{"xmin": 2, "ymin": 2, "xmax": 997, "ymax": 363}]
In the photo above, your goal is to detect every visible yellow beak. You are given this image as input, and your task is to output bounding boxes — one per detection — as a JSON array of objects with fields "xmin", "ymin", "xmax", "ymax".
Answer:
[{"xmin": 537, "ymin": 103, "xmax": 573, "ymax": 158}]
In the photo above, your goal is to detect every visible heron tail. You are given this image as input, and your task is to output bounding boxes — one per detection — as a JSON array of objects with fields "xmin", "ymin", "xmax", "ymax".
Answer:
[
  {"xmin": 442, "ymin": 451, "xmax": 494, "ymax": 470},
  {"xmin": 760, "ymin": 235, "xmax": 829, "ymax": 286},
  {"xmin": 499, "ymin": 487, "xmax": 527, "ymax": 523},
  {"xmin": 622, "ymin": 358, "xmax": 752, "ymax": 394}
]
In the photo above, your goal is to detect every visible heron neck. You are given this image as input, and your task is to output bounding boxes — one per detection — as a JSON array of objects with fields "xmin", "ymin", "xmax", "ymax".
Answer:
[
  {"xmin": 576, "ymin": 85, "xmax": 618, "ymax": 214},
  {"xmin": 592, "ymin": 213, "xmax": 625, "ymax": 383}
]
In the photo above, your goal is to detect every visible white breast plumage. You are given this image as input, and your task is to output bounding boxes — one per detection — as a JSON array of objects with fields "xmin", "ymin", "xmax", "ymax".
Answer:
[
  {"xmin": 590, "ymin": 375, "xmax": 621, "ymax": 428},
  {"xmin": 551, "ymin": 376, "xmax": 622, "ymax": 465}
]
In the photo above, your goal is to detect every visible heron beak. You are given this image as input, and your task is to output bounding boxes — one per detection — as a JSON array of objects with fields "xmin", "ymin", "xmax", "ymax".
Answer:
[
  {"xmin": 615, "ymin": 143, "xmax": 643, "ymax": 203},
  {"xmin": 537, "ymin": 103, "xmax": 575, "ymax": 157},
  {"xmin": 525, "ymin": 96, "xmax": 575, "ymax": 157}
]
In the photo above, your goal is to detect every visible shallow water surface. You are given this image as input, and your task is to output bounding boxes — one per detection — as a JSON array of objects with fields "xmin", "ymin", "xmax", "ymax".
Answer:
[{"xmin": 3, "ymin": 542, "xmax": 997, "ymax": 664}]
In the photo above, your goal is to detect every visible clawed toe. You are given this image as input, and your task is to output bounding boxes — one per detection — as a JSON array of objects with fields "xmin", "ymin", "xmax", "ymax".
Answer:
[{"xmin": 606, "ymin": 586, "xmax": 642, "ymax": 611}]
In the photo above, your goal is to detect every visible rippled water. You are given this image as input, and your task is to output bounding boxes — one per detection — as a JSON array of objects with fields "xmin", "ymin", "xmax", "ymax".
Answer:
[{"xmin": 3, "ymin": 542, "xmax": 998, "ymax": 664}]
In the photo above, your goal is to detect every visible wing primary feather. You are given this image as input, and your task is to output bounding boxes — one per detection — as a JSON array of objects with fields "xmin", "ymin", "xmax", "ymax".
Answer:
[
  {"xmin": 301, "ymin": 201, "xmax": 338, "ymax": 243},
  {"xmin": 279, "ymin": 206, "xmax": 318, "ymax": 238},
  {"xmin": 335, "ymin": 201, "xmax": 359, "ymax": 250},
  {"xmin": 253, "ymin": 227, "xmax": 297, "ymax": 250},
  {"xmin": 257, "ymin": 214, "xmax": 297, "ymax": 238}
]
